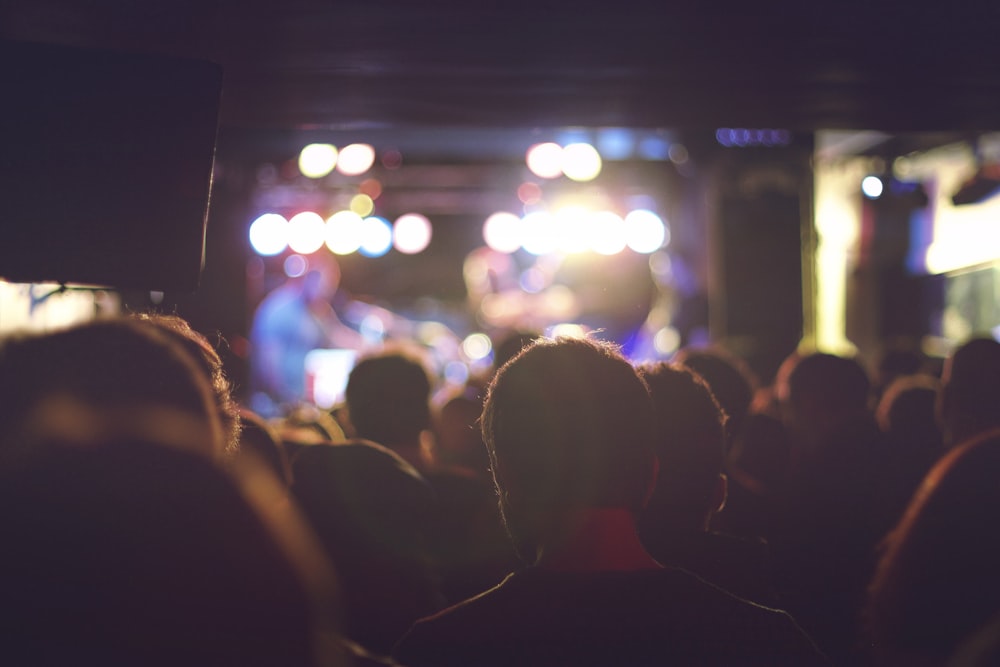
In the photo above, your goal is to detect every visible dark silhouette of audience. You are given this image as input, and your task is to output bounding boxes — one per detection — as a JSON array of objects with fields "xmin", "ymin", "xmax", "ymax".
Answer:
[
  {"xmin": 866, "ymin": 430, "xmax": 1000, "ymax": 666},
  {"xmin": 637, "ymin": 362, "xmax": 778, "ymax": 606},
  {"xmin": 937, "ymin": 337, "xmax": 1000, "ymax": 448},
  {"xmin": 394, "ymin": 336, "xmax": 825, "ymax": 666}
]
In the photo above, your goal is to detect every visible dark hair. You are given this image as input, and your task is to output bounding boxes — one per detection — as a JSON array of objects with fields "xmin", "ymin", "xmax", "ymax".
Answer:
[
  {"xmin": 637, "ymin": 362, "xmax": 726, "ymax": 529},
  {"xmin": 481, "ymin": 336, "xmax": 655, "ymax": 558},
  {"xmin": 785, "ymin": 352, "xmax": 872, "ymax": 416},
  {"xmin": 939, "ymin": 338, "xmax": 1000, "ymax": 447},
  {"xmin": 345, "ymin": 347, "xmax": 432, "ymax": 447},
  {"xmin": 673, "ymin": 347, "xmax": 755, "ymax": 441}
]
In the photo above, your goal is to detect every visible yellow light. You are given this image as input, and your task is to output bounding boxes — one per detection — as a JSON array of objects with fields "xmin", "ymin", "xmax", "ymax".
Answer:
[
  {"xmin": 287, "ymin": 211, "xmax": 326, "ymax": 254},
  {"xmin": 325, "ymin": 210, "xmax": 364, "ymax": 255},
  {"xmin": 560, "ymin": 143, "xmax": 602, "ymax": 182},
  {"xmin": 337, "ymin": 143, "xmax": 376, "ymax": 176},
  {"xmin": 393, "ymin": 213, "xmax": 432, "ymax": 254},
  {"xmin": 350, "ymin": 194, "xmax": 374, "ymax": 217},
  {"xmin": 298, "ymin": 144, "xmax": 338, "ymax": 179},
  {"xmin": 526, "ymin": 143, "xmax": 564, "ymax": 179}
]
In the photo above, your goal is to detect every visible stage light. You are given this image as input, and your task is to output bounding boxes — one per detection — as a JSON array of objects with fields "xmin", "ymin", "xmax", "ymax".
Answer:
[
  {"xmin": 590, "ymin": 211, "xmax": 627, "ymax": 255},
  {"xmin": 359, "ymin": 216, "xmax": 393, "ymax": 257},
  {"xmin": 350, "ymin": 194, "xmax": 374, "ymax": 217},
  {"xmin": 248, "ymin": 213, "xmax": 288, "ymax": 256},
  {"xmin": 862, "ymin": 175, "xmax": 884, "ymax": 199},
  {"xmin": 526, "ymin": 143, "xmax": 563, "ymax": 179},
  {"xmin": 298, "ymin": 144, "xmax": 338, "ymax": 178},
  {"xmin": 625, "ymin": 209, "xmax": 668, "ymax": 253},
  {"xmin": 325, "ymin": 210, "xmax": 364, "ymax": 255},
  {"xmin": 360, "ymin": 178, "xmax": 383, "ymax": 199},
  {"xmin": 287, "ymin": 211, "xmax": 326, "ymax": 254},
  {"xmin": 393, "ymin": 213, "xmax": 432, "ymax": 254},
  {"xmin": 462, "ymin": 333, "xmax": 492, "ymax": 361},
  {"xmin": 555, "ymin": 207, "xmax": 592, "ymax": 254},
  {"xmin": 561, "ymin": 142, "xmax": 602, "ymax": 181},
  {"xmin": 283, "ymin": 254, "xmax": 308, "ymax": 278},
  {"xmin": 337, "ymin": 143, "xmax": 376, "ymax": 176},
  {"xmin": 517, "ymin": 182, "xmax": 543, "ymax": 205},
  {"xmin": 483, "ymin": 212, "xmax": 523, "ymax": 254},
  {"xmin": 520, "ymin": 211, "xmax": 559, "ymax": 256}
]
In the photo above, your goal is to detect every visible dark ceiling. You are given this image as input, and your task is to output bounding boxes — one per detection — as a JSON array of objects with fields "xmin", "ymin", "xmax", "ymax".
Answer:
[{"xmin": 4, "ymin": 0, "xmax": 1000, "ymax": 138}]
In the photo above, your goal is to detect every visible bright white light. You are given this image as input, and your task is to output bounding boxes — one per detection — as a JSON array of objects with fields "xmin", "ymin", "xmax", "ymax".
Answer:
[
  {"xmin": 862, "ymin": 175, "xmax": 884, "ymax": 198},
  {"xmin": 462, "ymin": 333, "xmax": 493, "ymax": 361},
  {"xmin": 359, "ymin": 216, "xmax": 393, "ymax": 257},
  {"xmin": 483, "ymin": 212, "xmax": 523, "ymax": 254},
  {"xmin": 554, "ymin": 207, "xmax": 593, "ymax": 254},
  {"xmin": 550, "ymin": 323, "xmax": 587, "ymax": 339},
  {"xmin": 337, "ymin": 143, "xmax": 376, "ymax": 176},
  {"xmin": 590, "ymin": 211, "xmax": 627, "ymax": 255},
  {"xmin": 248, "ymin": 213, "xmax": 288, "ymax": 256},
  {"xmin": 287, "ymin": 211, "xmax": 327, "ymax": 254},
  {"xmin": 325, "ymin": 210, "xmax": 364, "ymax": 255},
  {"xmin": 526, "ymin": 143, "xmax": 564, "ymax": 179},
  {"xmin": 393, "ymin": 213, "xmax": 432, "ymax": 254},
  {"xmin": 654, "ymin": 326, "xmax": 681, "ymax": 355},
  {"xmin": 298, "ymin": 144, "xmax": 338, "ymax": 179},
  {"xmin": 624, "ymin": 209, "xmax": 668, "ymax": 253},
  {"xmin": 520, "ymin": 211, "xmax": 559, "ymax": 256},
  {"xmin": 560, "ymin": 143, "xmax": 602, "ymax": 182}
]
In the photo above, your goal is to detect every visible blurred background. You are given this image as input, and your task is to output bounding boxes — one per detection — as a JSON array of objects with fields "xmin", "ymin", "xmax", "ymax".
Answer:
[{"xmin": 2, "ymin": 0, "xmax": 999, "ymax": 404}]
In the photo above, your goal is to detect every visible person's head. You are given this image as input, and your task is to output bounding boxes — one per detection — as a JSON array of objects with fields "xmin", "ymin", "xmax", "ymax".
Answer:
[
  {"xmin": 867, "ymin": 430, "xmax": 1000, "ymax": 665},
  {"xmin": 0, "ymin": 435, "xmax": 343, "ymax": 666},
  {"xmin": 778, "ymin": 352, "xmax": 872, "ymax": 454},
  {"xmin": 938, "ymin": 338, "xmax": 1000, "ymax": 448},
  {"xmin": 133, "ymin": 313, "xmax": 241, "ymax": 455},
  {"xmin": 0, "ymin": 317, "xmax": 224, "ymax": 463},
  {"xmin": 481, "ymin": 335, "xmax": 656, "ymax": 563},
  {"xmin": 673, "ymin": 347, "xmax": 755, "ymax": 442},
  {"xmin": 877, "ymin": 374, "xmax": 943, "ymax": 451},
  {"xmin": 345, "ymin": 345, "xmax": 433, "ymax": 450},
  {"xmin": 637, "ymin": 362, "xmax": 727, "ymax": 533}
]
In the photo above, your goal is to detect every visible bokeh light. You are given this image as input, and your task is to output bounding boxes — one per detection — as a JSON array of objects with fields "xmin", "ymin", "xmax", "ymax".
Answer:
[
  {"xmin": 654, "ymin": 326, "xmax": 682, "ymax": 356},
  {"xmin": 248, "ymin": 213, "xmax": 288, "ymax": 256},
  {"xmin": 483, "ymin": 212, "xmax": 523, "ymax": 254},
  {"xmin": 298, "ymin": 144, "xmax": 338, "ymax": 178},
  {"xmin": 550, "ymin": 323, "xmax": 587, "ymax": 339},
  {"xmin": 520, "ymin": 211, "xmax": 559, "ymax": 256},
  {"xmin": 393, "ymin": 213, "xmax": 432, "ymax": 254},
  {"xmin": 337, "ymin": 143, "xmax": 376, "ymax": 176},
  {"xmin": 862, "ymin": 175, "xmax": 884, "ymax": 198},
  {"xmin": 590, "ymin": 211, "xmax": 628, "ymax": 255},
  {"xmin": 287, "ymin": 211, "xmax": 327, "ymax": 254},
  {"xmin": 350, "ymin": 194, "xmax": 374, "ymax": 217},
  {"xmin": 462, "ymin": 333, "xmax": 493, "ymax": 361},
  {"xmin": 381, "ymin": 149, "xmax": 403, "ymax": 170},
  {"xmin": 283, "ymin": 254, "xmax": 308, "ymax": 278},
  {"xmin": 325, "ymin": 210, "xmax": 364, "ymax": 255},
  {"xmin": 526, "ymin": 143, "xmax": 564, "ymax": 179},
  {"xmin": 560, "ymin": 142, "xmax": 602, "ymax": 181},
  {"xmin": 554, "ymin": 207, "xmax": 593, "ymax": 254},
  {"xmin": 359, "ymin": 178, "xmax": 383, "ymax": 199},
  {"xmin": 624, "ymin": 209, "xmax": 668, "ymax": 253},
  {"xmin": 517, "ymin": 182, "xmax": 543, "ymax": 205},
  {"xmin": 359, "ymin": 216, "xmax": 393, "ymax": 257}
]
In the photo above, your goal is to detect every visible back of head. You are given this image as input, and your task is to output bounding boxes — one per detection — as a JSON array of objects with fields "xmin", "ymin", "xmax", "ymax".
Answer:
[
  {"xmin": 940, "ymin": 337, "xmax": 1000, "ymax": 447},
  {"xmin": 877, "ymin": 374, "xmax": 943, "ymax": 453},
  {"xmin": 637, "ymin": 362, "xmax": 726, "ymax": 531},
  {"xmin": 673, "ymin": 347, "xmax": 755, "ymax": 440},
  {"xmin": 781, "ymin": 352, "xmax": 872, "ymax": 451},
  {"xmin": 867, "ymin": 430, "xmax": 1000, "ymax": 664},
  {"xmin": 481, "ymin": 336, "xmax": 656, "ymax": 558},
  {"xmin": 345, "ymin": 346, "xmax": 432, "ymax": 448},
  {"xmin": 0, "ymin": 317, "xmax": 223, "ymax": 462},
  {"xmin": 0, "ymin": 437, "xmax": 340, "ymax": 667}
]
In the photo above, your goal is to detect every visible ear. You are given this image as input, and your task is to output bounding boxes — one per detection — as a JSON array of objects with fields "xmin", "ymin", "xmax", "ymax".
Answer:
[{"xmin": 711, "ymin": 473, "xmax": 728, "ymax": 514}]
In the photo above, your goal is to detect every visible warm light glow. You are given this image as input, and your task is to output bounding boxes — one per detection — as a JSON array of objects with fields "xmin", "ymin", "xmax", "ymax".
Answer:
[
  {"xmin": 550, "ymin": 323, "xmax": 587, "ymax": 339},
  {"xmin": 554, "ymin": 207, "xmax": 592, "ymax": 254},
  {"xmin": 360, "ymin": 178, "xmax": 383, "ymax": 199},
  {"xmin": 248, "ymin": 213, "xmax": 288, "ymax": 256},
  {"xmin": 520, "ymin": 211, "xmax": 559, "ymax": 256},
  {"xmin": 350, "ymin": 194, "xmax": 374, "ymax": 217},
  {"xmin": 590, "ymin": 211, "xmax": 627, "ymax": 255},
  {"xmin": 654, "ymin": 326, "xmax": 682, "ymax": 355},
  {"xmin": 337, "ymin": 143, "xmax": 376, "ymax": 176},
  {"xmin": 298, "ymin": 144, "xmax": 338, "ymax": 179},
  {"xmin": 483, "ymin": 212, "xmax": 523, "ymax": 254},
  {"xmin": 287, "ymin": 211, "xmax": 327, "ymax": 254},
  {"xmin": 517, "ymin": 182, "xmax": 543, "ymax": 205},
  {"xmin": 526, "ymin": 143, "xmax": 564, "ymax": 179},
  {"xmin": 561, "ymin": 143, "xmax": 602, "ymax": 182},
  {"xmin": 624, "ymin": 209, "xmax": 668, "ymax": 253},
  {"xmin": 393, "ymin": 213, "xmax": 432, "ymax": 254},
  {"xmin": 359, "ymin": 216, "xmax": 393, "ymax": 257},
  {"xmin": 325, "ymin": 210, "xmax": 364, "ymax": 255},
  {"xmin": 862, "ymin": 175, "xmax": 884, "ymax": 198},
  {"xmin": 462, "ymin": 333, "xmax": 493, "ymax": 360}
]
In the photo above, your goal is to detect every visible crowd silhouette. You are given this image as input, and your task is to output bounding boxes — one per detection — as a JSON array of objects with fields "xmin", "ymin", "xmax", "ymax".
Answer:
[{"xmin": 1, "ymin": 312, "xmax": 999, "ymax": 666}]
